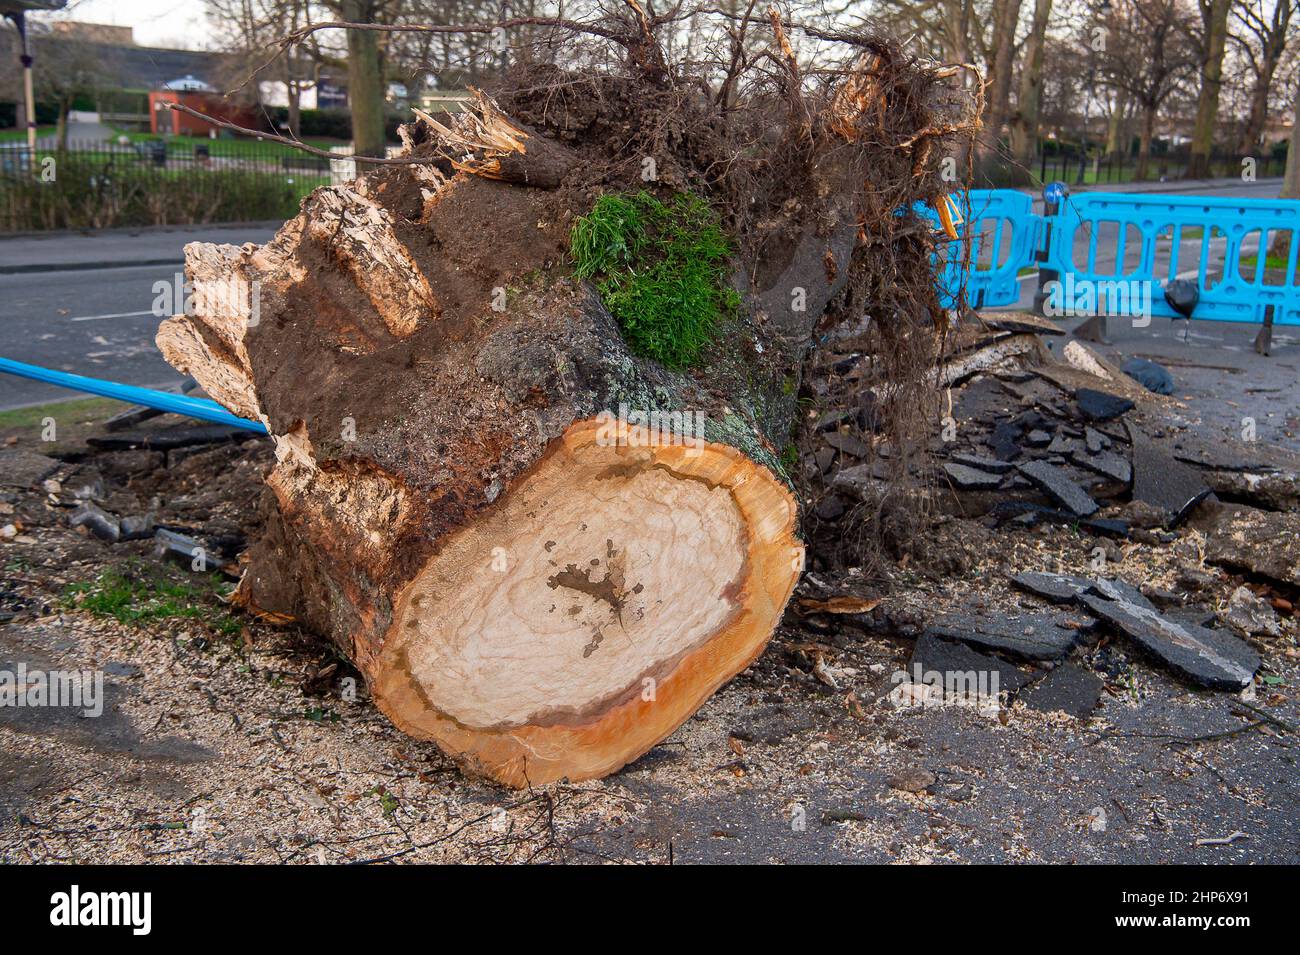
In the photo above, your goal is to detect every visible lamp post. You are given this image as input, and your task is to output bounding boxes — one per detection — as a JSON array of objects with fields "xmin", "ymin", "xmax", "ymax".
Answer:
[{"xmin": 1, "ymin": 1, "xmax": 68, "ymax": 156}]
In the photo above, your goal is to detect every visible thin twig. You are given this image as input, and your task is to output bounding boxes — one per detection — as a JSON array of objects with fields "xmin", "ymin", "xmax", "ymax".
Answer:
[{"xmin": 159, "ymin": 103, "xmax": 434, "ymax": 165}]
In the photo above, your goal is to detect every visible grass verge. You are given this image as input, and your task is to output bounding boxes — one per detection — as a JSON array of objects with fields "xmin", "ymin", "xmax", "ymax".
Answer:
[{"xmin": 63, "ymin": 563, "xmax": 242, "ymax": 637}]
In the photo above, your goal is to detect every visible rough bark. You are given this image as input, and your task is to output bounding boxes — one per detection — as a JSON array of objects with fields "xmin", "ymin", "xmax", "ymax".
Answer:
[
  {"xmin": 1104, "ymin": 88, "xmax": 1128, "ymax": 162},
  {"xmin": 1009, "ymin": 0, "xmax": 1053, "ymax": 169},
  {"xmin": 942, "ymin": 0, "xmax": 974, "ymax": 69},
  {"xmin": 985, "ymin": 0, "xmax": 1026, "ymax": 146},
  {"xmin": 1136, "ymin": 100, "xmax": 1157, "ymax": 180},
  {"xmin": 1283, "ymin": 71, "xmax": 1300, "ymax": 198},
  {"xmin": 1186, "ymin": 0, "xmax": 1232, "ymax": 178},
  {"xmin": 153, "ymin": 102, "xmax": 881, "ymax": 786}
]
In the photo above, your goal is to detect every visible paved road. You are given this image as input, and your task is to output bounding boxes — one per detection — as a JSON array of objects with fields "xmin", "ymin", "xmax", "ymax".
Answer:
[
  {"xmin": 0, "ymin": 224, "xmax": 276, "ymax": 410},
  {"xmin": 994, "ymin": 177, "xmax": 1300, "ymax": 454},
  {"xmin": 0, "ymin": 264, "xmax": 193, "ymax": 409},
  {"xmin": 0, "ymin": 222, "xmax": 280, "ymax": 274}
]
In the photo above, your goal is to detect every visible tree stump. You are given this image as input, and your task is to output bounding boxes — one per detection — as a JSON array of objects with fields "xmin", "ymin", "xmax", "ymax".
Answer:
[
  {"xmin": 156, "ymin": 41, "xmax": 951, "ymax": 783},
  {"xmin": 155, "ymin": 132, "xmax": 832, "ymax": 786}
]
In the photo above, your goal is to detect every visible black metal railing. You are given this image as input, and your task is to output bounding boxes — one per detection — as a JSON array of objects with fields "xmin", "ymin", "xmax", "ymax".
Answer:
[
  {"xmin": 0, "ymin": 138, "xmax": 342, "ymax": 232},
  {"xmin": 971, "ymin": 147, "xmax": 1289, "ymax": 190}
]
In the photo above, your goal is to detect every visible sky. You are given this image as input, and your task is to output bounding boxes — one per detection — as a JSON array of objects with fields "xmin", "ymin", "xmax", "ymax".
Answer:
[{"xmin": 45, "ymin": 0, "xmax": 214, "ymax": 51}]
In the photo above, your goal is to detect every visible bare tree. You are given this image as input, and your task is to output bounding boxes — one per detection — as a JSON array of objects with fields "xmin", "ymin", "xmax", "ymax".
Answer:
[
  {"xmin": 985, "ymin": 0, "xmax": 1026, "ymax": 143},
  {"xmin": 1008, "ymin": 0, "xmax": 1053, "ymax": 166},
  {"xmin": 385, "ymin": 0, "xmax": 501, "ymax": 97},
  {"xmin": 1185, "ymin": 0, "xmax": 1232, "ymax": 176},
  {"xmin": 1230, "ymin": 0, "xmax": 1298, "ymax": 155},
  {"xmin": 1099, "ymin": 0, "xmax": 1198, "ymax": 179},
  {"xmin": 206, "ymin": 0, "xmax": 326, "ymax": 137},
  {"xmin": 1283, "ymin": 64, "xmax": 1300, "ymax": 194},
  {"xmin": 31, "ymin": 32, "xmax": 116, "ymax": 150},
  {"xmin": 1103, "ymin": 85, "xmax": 1131, "ymax": 160},
  {"xmin": 326, "ymin": 0, "xmax": 405, "ymax": 157}
]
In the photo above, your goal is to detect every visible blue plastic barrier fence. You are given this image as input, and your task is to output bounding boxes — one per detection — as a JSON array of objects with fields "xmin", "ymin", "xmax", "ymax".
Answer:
[
  {"xmin": 933, "ymin": 189, "xmax": 1042, "ymax": 309},
  {"xmin": 1040, "ymin": 192, "xmax": 1300, "ymax": 326}
]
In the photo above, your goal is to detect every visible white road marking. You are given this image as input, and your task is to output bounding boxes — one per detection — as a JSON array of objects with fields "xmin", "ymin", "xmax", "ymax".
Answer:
[{"xmin": 69, "ymin": 309, "xmax": 155, "ymax": 322}]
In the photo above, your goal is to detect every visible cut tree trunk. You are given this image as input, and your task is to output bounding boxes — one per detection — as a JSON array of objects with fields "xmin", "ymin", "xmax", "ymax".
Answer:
[{"xmin": 154, "ymin": 100, "xmax": 862, "ymax": 787}]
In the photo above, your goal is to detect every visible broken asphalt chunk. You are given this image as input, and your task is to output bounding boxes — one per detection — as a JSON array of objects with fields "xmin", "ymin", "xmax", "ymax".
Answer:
[
  {"xmin": 1079, "ymin": 593, "xmax": 1260, "ymax": 690},
  {"xmin": 942, "ymin": 462, "xmax": 1003, "ymax": 490},
  {"xmin": 1120, "ymin": 358, "xmax": 1174, "ymax": 395},
  {"xmin": 1019, "ymin": 663, "xmax": 1103, "ymax": 718},
  {"xmin": 814, "ymin": 409, "xmax": 856, "ymax": 432},
  {"xmin": 1202, "ymin": 470, "xmax": 1300, "ymax": 512},
  {"xmin": 824, "ymin": 431, "xmax": 869, "ymax": 458},
  {"xmin": 1075, "ymin": 388, "xmax": 1134, "ymax": 422},
  {"xmin": 1084, "ymin": 427, "xmax": 1111, "ymax": 454},
  {"xmin": 925, "ymin": 610, "xmax": 1082, "ymax": 661},
  {"xmin": 0, "ymin": 449, "xmax": 60, "ymax": 490},
  {"xmin": 1129, "ymin": 428, "xmax": 1212, "ymax": 526},
  {"xmin": 1087, "ymin": 577, "xmax": 1156, "ymax": 610},
  {"xmin": 87, "ymin": 425, "xmax": 258, "ymax": 452},
  {"xmin": 1016, "ymin": 459, "xmax": 1099, "ymax": 517},
  {"xmin": 69, "ymin": 502, "xmax": 120, "ymax": 543},
  {"xmin": 1070, "ymin": 448, "xmax": 1131, "ymax": 485},
  {"xmin": 990, "ymin": 501, "xmax": 1129, "ymax": 538},
  {"xmin": 814, "ymin": 494, "xmax": 847, "ymax": 520},
  {"xmin": 1221, "ymin": 586, "xmax": 1282, "ymax": 638},
  {"xmin": 950, "ymin": 453, "xmax": 1016, "ymax": 474},
  {"xmin": 154, "ymin": 528, "xmax": 236, "ymax": 575},
  {"xmin": 1011, "ymin": 571, "xmax": 1097, "ymax": 604},
  {"xmin": 988, "ymin": 422, "xmax": 1023, "ymax": 461},
  {"xmin": 1194, "ymin": 503, "xmax": 1300, "ymax": 588},
  {"xmin": 908, "ymin": 631, "xmax": 1040, "ymax": 694},
  {"xmin": 1046, "ymin": 433, "xmax": 1079, "ymax": 455},
  {"xmin": 119, "ymin": 514, "xmax": 157, "ymax": 541}
]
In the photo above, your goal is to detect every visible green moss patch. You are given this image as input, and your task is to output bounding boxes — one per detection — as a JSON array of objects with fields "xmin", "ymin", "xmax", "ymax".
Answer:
[{"xmin": 570, "ymin": 191, "xmax": 739, "ymax": 369}]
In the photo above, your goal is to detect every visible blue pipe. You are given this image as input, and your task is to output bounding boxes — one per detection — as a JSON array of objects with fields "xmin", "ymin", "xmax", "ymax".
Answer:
[{"xmin": 0, "ymin": 356, "xmax": 268, "ymax": 434}]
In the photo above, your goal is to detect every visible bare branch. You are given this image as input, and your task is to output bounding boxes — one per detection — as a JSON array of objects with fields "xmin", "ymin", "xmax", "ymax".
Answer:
[{"xmin": 159, "ymin": 102, "xmax": 435, "ymax": 164}]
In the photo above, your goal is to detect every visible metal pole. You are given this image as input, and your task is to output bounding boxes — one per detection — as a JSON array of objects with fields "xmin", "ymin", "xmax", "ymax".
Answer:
[
  {"xmin": 1034, "ymin": 181, "xmax": 1067, "ymax": 316},
  {"xmin": 3, "ymin": 11, "xmax": 36, "ymax": 155},
  {"xmin": 0, "ymin": 356, "xmax": 267, "ymax": 433}
]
